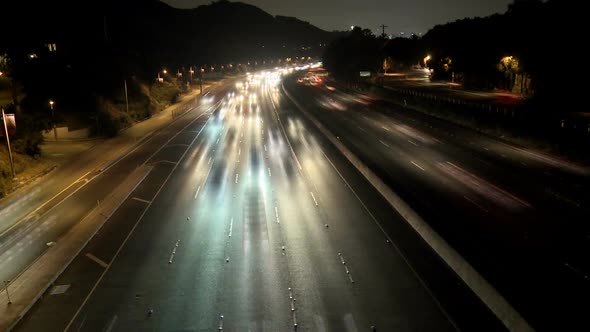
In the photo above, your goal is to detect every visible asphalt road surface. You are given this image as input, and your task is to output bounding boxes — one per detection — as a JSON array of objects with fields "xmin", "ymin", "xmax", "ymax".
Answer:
[
  {"xmin": 285, "ymin": 75, "xmax": 590, "ymax": 330},
  {"xmin": 15, "ymin": 71, "xmax": 503, "ymax": 331}
]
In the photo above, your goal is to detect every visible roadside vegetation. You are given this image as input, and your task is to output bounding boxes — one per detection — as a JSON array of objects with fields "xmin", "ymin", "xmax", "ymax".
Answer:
[{"xmin": 322, "ymin": 0, "xmax": 587, "ymax": 161}]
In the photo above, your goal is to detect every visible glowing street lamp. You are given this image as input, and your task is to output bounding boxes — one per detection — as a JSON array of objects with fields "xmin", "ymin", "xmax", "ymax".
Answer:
[
  {"xmin": 423, "ymin": 55, "xmax": 431, "ymax": 67},
  {"xmin": 49, "ymin": 100, "xmax": 57, "ymax": 140}
]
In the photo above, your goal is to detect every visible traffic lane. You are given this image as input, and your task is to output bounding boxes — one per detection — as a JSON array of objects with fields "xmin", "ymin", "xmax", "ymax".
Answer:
[
  {"xmin": 263, "ymin": 87, "xmax": 461, "ymax": 331},
  {"xmin": 285, "ymin": 82, "xmax": 588, "ymax": 329},
  {"xmin": 299, "ymin": 83, "xmax": 588, "ymax": 251},
  {"xmin": 274, "ymin": 89, "xmax": 506, "ymax": 330},
  {"xmin": 322, "ymin": 81, "xmax": 588, "ymax": 186},
  {"xmin": 304, "ymin": 84, "xmax": 590, "ymax": 276},
  {"xmin": 66, "ymin": 87, "xmax": 285, "ymax": 331},
  {"xmin": 316, "ymin": 82, "xmax": 589, "ymax": 202},
  {"xmin": 45, "ymin": 112, "xmax": 216, "ymax": 332},
  {"xmin": 360, "ymin": 98, "xmax": 590, "ymax": 212},
  {"xmin": 215, "ymin": 121, "xmax": 293, "ymax": 330},
  {"xmin": 13, "ymin": 115, "xmax": 213, "ymax": 331},
  {"xmin": 0, "ymin": 101, "xmax": 217, "ymax": 284}
]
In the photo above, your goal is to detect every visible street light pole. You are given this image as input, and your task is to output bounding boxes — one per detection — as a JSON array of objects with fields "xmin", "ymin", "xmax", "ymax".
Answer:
[
  {"xmin": 124, "ymin": 79, "xmax": 129, "ymax": 113},
  {"xmin": 1, "ymin": 108, "xmax": 16, "ymax": 179},
  {"xmin": 3, "ymin": 280, "xmax": 12, "ymax": 304},
  {"xmin": 49, "ymin": 100, "xmax": 57, "ymax": 141},
  {"xmin": 200, "ymin": 68, "xmax": 204, "ymax": 95}
]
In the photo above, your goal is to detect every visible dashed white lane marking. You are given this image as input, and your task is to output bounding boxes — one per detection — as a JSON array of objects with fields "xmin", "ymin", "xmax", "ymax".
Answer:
[
  {"xmin": 407, "ymin": 139, "xmax": 418, "ymax": 146},
  {"xmin": 216, "ymin": 138, "xmax": 219, "ymax": 144},
  {"xmin": 264, "ymin": 144, "xmax": 267, "ymax": 151},
  {"xmin": 194, "ymin": 186, "xmax": 201, "ymax": 200},
  {"xmin": 235, "ymin": 173, "xmax": 239, "ymax": 184},
  {"xmin": 168, "ymin": 240, "xmax": 180, "ymax": 264},
  {"xmin": 379, "ymin": 140, "xmax": 390, "ymax": 148},
  {"xmin": 155, "ymin": 160, "xmax": 178, "ymax": 165},
  {"xmin": 274, "ymin": 206, "xmax": 280, "ymax": 224},
  {"xmin": 463, "ymin": 195, "xmax": 489, "ymax": 213},
  {"xmin": 86, "ymin": 253, "xmax": 108, "ymax": 268},
  {"xmin": 104, "ymin": 315, "xmax": 118, "ymax": 332},
  {"xmin": 132, "ymin": 197, "xmax": 151, "ymax": 204},
  {"xmin": 381, "ymin": 126, "xmax": 390, "ymax": 131},
  {"xmin": 268, "ymin": 168, "xmax": 272, "ymax": 177},
  {"xmin": 208, "ymin": 157, "xmax": 212, "ymax": 165},
  {"xmin": 310, "ymin": 192, "xmax": 319, "ymax": 206},
  {"xmin": 338, "ymin": 253, "xmax": 355, "ymax": 284},
  {"xmin": 229, "ymin": 218, "xmax": 233, "ymax": 238},
  {"xmin": 357, "ymin": 126, "xmax": 367, "ymax": 133},
  {"xmin": 410, "ymin": 161, "xmax": 425, "ymax": 171},
  {"xmin": 238, "ymin": 148, "xmax": 241, "ymax": 156}
]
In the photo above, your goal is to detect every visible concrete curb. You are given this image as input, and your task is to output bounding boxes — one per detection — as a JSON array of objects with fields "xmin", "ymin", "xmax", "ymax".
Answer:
[
  {"xmin": 282, "ymin": 82, "xmax": 534, "ymax": 332},
  {"xmin": 0, "ymin": 166, "xmax": 152, "ymax": 332}
]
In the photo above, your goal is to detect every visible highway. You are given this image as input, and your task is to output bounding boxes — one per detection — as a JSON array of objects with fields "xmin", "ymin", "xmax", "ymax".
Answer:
[
  {"xmin": 284, "ymin": 75, "xmax": 590, "ymax": 330},
  {"xmin": 15, "ymin": 71, "xmax": 503, "ymax": 331}
]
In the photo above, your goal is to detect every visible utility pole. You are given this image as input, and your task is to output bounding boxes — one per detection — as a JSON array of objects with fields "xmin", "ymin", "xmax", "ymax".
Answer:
[
  {"xmin": 2, "ymin": 108, "xmax": 16, "ymax": 179},
  {"xmin": 124, "ymin": 79, "xmax": 129, "ymax": 113},
  {"xmin": 379, "ymin": 24, "xmax": 388, "ymax": 37},
  {"xmin": 199, "ymin": 68, "xmax": 204, "ymax": 95}
]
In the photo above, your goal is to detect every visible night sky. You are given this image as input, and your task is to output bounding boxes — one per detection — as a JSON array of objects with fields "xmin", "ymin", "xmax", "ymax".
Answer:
[{"xmin": 162, "ymin": 0, "xmax": 513, "ymax": 35}]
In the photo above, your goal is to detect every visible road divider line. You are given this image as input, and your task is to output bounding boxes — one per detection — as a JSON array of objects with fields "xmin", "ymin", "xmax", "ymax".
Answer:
[
  {"xmin": 194, "ymin": 186, "xmax": 201, "ymax": 200},
  {"xmin": 408, "ymin": 139, "xmax": 418, "ymax": 146},
  {"xmin": 310, "ymin": 192, "xmax": 319, "ymax": 206},
  {"xmin": 268, "ymin": 168, "xmax": 272, "ymax": 177},
  {"xmin": 282, "ymin": 82, "xmax": 532, "ymax": 332},
  {"xmin": 235, "ymin": 173, "xmax": 239, "ymax": 184},
  {"xmin": 288, "ymin": 288, "xmax": 298, "ymax": 328},
  {"xmin": 85, "ymin": 253, "xmax": 108, "ymax": 268},
  {"xmin": 410, "ymin": 161, "xmax": 425, "ymax": 171},
  {"xmin": 379, "ymin": 140, "xmax": 390, "ymax": 148},
  {"xmin": 131, "ymin": 197, "xmax": 151, "ymax": 204},
  {"xmin": 274, "ymin": 206, "xmax": 280, "ymax": 224},
  {"xmin": 104, "ymin": 315, "xmax": 118, "ymax": 332},
  {"xmin": 463, "ymin": 196, "xmax": 489, "ymax": 213},
  {"xmin": 338, "ymin": 253, "xmax": 355, "ymax": 284},
  {"xmin": 168, "ymin": 240, "xmax": 181, "ymax": 264},
  {"xmin": 229, "ymin": 218, "xmax": 233, "ymax": 238}
]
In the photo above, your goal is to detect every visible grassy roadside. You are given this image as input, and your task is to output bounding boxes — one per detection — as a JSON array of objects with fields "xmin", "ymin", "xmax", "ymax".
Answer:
[{"xmin": 0, "ymin": 146, "xmax": 56, "ymax": 198}]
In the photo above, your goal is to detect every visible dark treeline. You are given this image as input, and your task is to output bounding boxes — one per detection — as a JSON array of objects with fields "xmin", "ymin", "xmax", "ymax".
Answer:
[
  {"xmin": 324, "ymin": 0, "xmax": 570, "ymax": 110},
  {"xmin": 1, "ymin": 0, "xmax": 343, "ymax": 154}
]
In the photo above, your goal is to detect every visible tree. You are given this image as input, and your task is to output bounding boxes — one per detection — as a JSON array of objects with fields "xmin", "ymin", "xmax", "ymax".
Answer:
[{"xmin": 323, "ymin": 27, "xmax": 383, "ymax": 82}]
